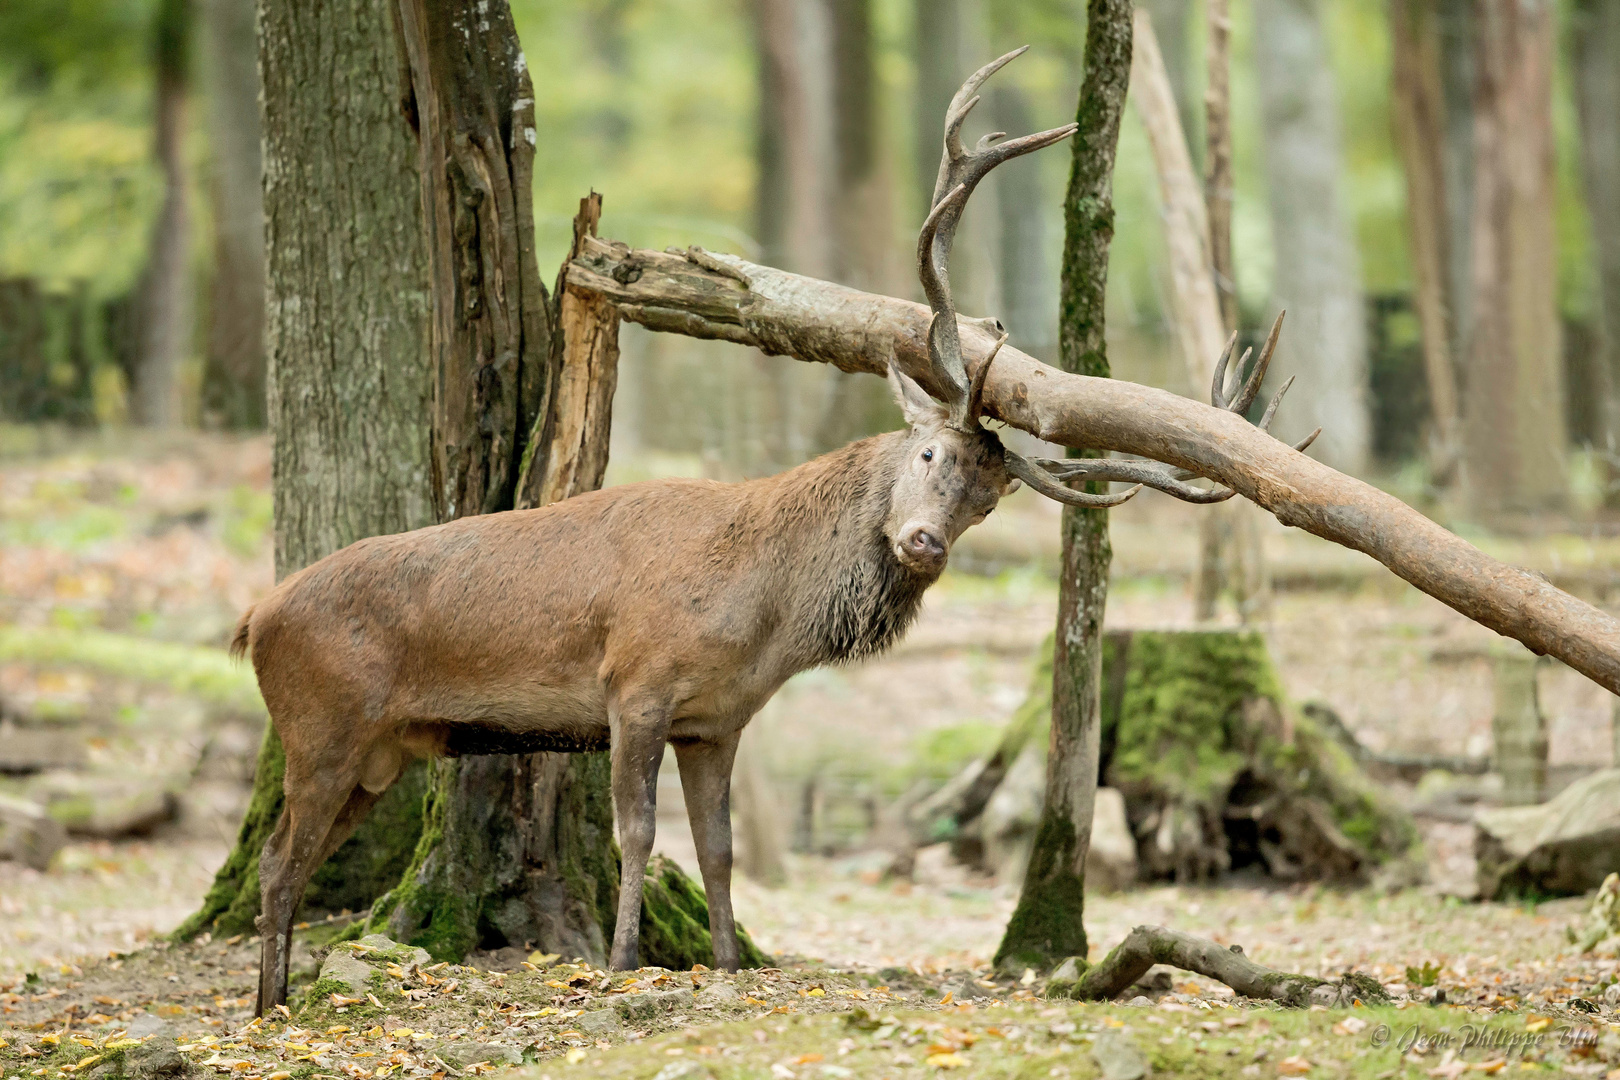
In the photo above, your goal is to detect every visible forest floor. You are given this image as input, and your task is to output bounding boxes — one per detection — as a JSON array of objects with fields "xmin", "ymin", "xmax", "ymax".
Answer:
[{"xmin": 6, "ymin": 428, "xmax": 1620, "ymax": 1077}]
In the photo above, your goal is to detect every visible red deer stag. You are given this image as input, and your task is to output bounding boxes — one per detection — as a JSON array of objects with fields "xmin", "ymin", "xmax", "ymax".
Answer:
[{"xmin": 238, "ymin": 48, "xmax": 1309, "ymax": 1013}]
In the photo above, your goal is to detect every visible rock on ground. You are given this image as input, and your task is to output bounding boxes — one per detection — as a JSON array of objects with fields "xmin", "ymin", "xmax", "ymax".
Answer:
[
  {"xmin": 1476, "ymin": 768, "xmax": 1620, "ymax": 899},
  {"xmin": 0, "ymin": 792, "xmax": 66, "ymax": 869}
]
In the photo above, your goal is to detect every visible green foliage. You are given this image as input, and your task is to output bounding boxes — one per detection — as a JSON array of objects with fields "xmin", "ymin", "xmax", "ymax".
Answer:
[{"xmin": 1405, "ymin": 960, "xmax": 1441, "ymax": 987}]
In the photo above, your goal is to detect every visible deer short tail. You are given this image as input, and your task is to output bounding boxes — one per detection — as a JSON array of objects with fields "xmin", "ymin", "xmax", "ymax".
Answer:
[{"xmin": 229, "ymin": 605, "xmax": 255, "ymax": 662}]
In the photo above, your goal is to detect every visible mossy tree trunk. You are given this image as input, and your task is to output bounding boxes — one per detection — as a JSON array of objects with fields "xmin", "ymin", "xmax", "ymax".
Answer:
[
  {"xmin": 370, "ymin": 0, "xmax": 742, "ymax": 968},
  {"xmin": 994, "ymin": 0, "xmax": 1132, "ymax": 975},
  {"xmin": 176, "ymin": 0, "xmax": 435, "ymax": 940}
]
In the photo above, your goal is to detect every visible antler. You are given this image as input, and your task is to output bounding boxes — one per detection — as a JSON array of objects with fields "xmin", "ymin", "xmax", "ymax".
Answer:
[
  {"xmin": 914, "ymin": 52, "xmax": 1318, "ymax": 512},
  {"xmin": 917, "ymin": 47, "xmax": 1078, "ymax": 425}
]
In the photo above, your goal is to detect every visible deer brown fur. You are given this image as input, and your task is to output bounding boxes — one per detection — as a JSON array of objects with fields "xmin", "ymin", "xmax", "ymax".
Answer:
[{"xmin": 242, "ymin": 375, "xmax": 1021, "ymax": 1011}]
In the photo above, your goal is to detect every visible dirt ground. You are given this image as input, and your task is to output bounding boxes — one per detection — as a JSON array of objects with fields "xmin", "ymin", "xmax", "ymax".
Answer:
[{"xmin": 6, "ymin": 429, "xmax": 1620, "ymax": 1077}]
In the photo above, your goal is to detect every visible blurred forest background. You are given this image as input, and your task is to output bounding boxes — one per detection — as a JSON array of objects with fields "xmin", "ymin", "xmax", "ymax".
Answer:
[
  {"xmin": 2, "ymin": 0, "xmax": 1613, "ymax": 503},
  {"xmin": 4, "ymin": 0, "xmax": 1620, "ymax": 974}
]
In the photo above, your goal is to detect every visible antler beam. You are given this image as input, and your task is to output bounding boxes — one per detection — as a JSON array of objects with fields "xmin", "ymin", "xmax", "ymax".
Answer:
[{"xmin": 565, "ymin": 236, "xmax": 1620, "ymax": 697}]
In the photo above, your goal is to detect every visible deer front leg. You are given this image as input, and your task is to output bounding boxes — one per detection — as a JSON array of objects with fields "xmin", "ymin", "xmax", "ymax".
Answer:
[
  {"xmin": 672, "ymin": 732, "xmax": 742, "ymax": 971},
  {"xmin": 608, "ymin": 696, "xmax": 671, "ymax": 970}
]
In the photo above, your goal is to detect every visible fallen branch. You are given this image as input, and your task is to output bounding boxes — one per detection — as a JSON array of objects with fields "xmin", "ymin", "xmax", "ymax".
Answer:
[
  {"xmin": 567, "ymin": 237, "xmax": 1620, "ymax": 696},
  {"xmin": 1051, "ymin": 925, "xmax": 1390, "ymax": 1008}
]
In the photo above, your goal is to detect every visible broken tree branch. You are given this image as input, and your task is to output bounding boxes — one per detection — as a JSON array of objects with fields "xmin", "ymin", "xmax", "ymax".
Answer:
[
  {"xmin": 1055, "ymin": 925, "xmax": 1390, "ymax": 1007},
  {"xmin": 564, "ymin": 237, "xmax": 1620, "ymax": 695}
]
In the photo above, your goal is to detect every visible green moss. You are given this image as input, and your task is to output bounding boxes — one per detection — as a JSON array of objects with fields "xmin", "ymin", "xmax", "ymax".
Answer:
[
  {"xmin": 305, "ymin": 760, "xmax": 430, "ymax": 915},
  {"xmin": 993, "ymin": 813, "xmax": 1089, "ymax": 974},
  {"xmin": 172, "ymin": 724, "xmax": 285, "ymax": 940},
  {"xmin": 635, "ymin": 854, "xmax": 769, "ymax": 970},
  {"xmin": 0, "ymin": 626, "xmax": 264, "ymax": 714}
]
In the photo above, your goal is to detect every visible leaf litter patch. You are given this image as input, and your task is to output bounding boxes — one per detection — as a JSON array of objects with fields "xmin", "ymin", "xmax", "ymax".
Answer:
[{"xmin": 7, "ymin": 929, "xmax": 1620, "ymax": 1079}]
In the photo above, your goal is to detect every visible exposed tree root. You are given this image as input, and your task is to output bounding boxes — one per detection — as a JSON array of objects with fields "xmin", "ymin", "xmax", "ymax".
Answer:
[{"xmin": 1050, "ymin": 925, "xmax": 1391, "ymax": 1008}]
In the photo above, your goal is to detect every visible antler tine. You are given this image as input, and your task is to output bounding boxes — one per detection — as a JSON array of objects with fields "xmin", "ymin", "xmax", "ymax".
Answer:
[
  {"xmin": 1004, "ymin": 449, "xmax": 1142, "ymax": 508},
  {"xmin": 1035, "ymin": 457, "xmax": 1237, "ymax": 504},
  {"xmin": 1226, "ymin": 311, "xmax": 1286, "ymax": 415},
  {"xmin": 965, "ymin": 330, "xmax": 1007, "ymax": 426},
  {"xmin": 1257, "ymin": 374, "xmax": 1296, "ymax": 432},
  {"xmin": 1210, "ymin": 333, "xmax": 1237, "ymax": 409}
]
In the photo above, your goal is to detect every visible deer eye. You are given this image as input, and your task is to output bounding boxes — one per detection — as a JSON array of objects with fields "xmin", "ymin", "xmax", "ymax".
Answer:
[{"xmin": 921, "ymin": 448, "xmax": 934, "ymax": 462}]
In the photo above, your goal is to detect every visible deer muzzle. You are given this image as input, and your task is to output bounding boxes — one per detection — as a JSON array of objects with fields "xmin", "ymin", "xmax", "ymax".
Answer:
[{"xmin": 896, "ymin": 521, "xmax": 949, "ymax": 573}]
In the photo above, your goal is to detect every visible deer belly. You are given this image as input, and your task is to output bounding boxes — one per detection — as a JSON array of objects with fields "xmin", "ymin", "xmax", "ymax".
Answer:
[{"xmin": 425, "ymin": 677, "xmax": 610, "ymax": 754}]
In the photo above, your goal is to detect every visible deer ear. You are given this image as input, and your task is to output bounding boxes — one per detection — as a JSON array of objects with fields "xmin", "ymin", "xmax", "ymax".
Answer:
[
  {"xmin": 1002, "ymin": 477, "xmax": 1022, "ymax": 496},
  {"xmin": 888, "ymin": 365, "xmax": 947, "ymax": 426}
]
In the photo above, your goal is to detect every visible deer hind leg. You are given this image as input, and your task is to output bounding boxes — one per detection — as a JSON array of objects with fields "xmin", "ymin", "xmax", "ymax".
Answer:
[
  {"xmin": 254, "ymin": 758, "xmax": 357, "ymax": 1015},
  {"xmin": 607, "ymin": 694, "xmax": 671, "ymax": 970},
  {"xmin": 672, "ymin": 731, "xmax": 742, "ymax": 971}
]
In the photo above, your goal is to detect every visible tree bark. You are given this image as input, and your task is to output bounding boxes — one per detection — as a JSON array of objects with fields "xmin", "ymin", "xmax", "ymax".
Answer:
[
  {"xmin": 1572, "ymin": 0, "xmax": 1620, "ymax": 507},
  {"xmin": 129, "ymin": 0, "xmax": 193, "ymax": 427},
  {"xmin": 1254, "ymin": 0, "xmax": 1369, "ymax": 475},
  {"xmin": 176, "ymin": 0, "xmax": 434, "ymax": 939},
  {"xmin": 992, "ymin": 0, "xmax": 1132, "ymax": 975},
  {"xmin": 1391, "ymin": 0, "xmax": 1464, "ymax": 478},
  {"xmin": 1461, "ymin": 0, "xmax": 1564, "ymax": 515},
  {"xmin": 563, "ymin": 239, "xmax": 1620, "ymax": 697},
  {"xmin": 199, "ymin": 0, "xmax": 267, "ymax": 430},
  {"xmin": 376, "ymin": 0, "xmax": 744, "ymax": 966},
  {"xmin": 993, "ymin": 83, "xmax": 1057, "ymax": 357}
]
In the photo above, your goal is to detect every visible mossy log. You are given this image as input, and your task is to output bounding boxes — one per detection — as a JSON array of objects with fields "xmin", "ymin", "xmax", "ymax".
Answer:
[{"xmin": 1052, "ymin": 924, "xmax": 1391, "ymax": 1007}]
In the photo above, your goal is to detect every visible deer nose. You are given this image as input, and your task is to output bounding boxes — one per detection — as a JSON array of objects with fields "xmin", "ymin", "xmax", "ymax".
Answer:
[{"xmin": 899, "ymin": 524, "xmax": 947, "ymax": 569}]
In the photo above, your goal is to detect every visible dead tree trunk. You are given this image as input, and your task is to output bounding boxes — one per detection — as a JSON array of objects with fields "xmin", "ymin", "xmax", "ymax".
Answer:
[
  {"xmin": 199, "ymin": 0, "xmax": 267, "ymax": 430},
  {"xmin": 176, "ymin": 0, "xmax": 435, "ymax": 939},
  {"xmin": 1461, "ymin": 0, "xmax": 1565, "ymax": 515},
  {"xmin": 993, "ymin": 0, "xmax": 1133, "ymax": 975},
  {"xmin": 129, "ymin": 0, "xmax": 192, "ymax": 427},
  {"xmin": 1254, "ymin": 0, "xmax": 1369, "ymax": 475},
  {"xmin": 1573, "ymin": 0, "xmax": 1620, "ymax": 508},
  {"xmin": 563, "ymin": 239, "xmax": 1620, "ymax": 696}
]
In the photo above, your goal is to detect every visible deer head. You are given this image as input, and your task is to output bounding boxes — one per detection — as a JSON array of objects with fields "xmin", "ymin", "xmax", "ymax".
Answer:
[{"xmin": 880, "ymin": 47, "xmax": 1145, "ymax": 577}]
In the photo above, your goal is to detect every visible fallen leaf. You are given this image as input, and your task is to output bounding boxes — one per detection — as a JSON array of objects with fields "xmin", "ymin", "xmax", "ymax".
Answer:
[
  {"xmin": 1277, "ymin": 1055, "xmax": 1313, "ymax": 1075},
  {"xmin": 939, "ymin": 992, "xmax": 953, "ymax": 1005},
  {"xmin": 564, "ymin": 1048, "xmax": 586, "ymax": 1064},
  {"xmin": 925, "ymin": 1051, "xmax": 968, "ymax": 1069},
  {"xmin": 791, "ymin": 1054, "xmax": 823, "ymax": 1065},
  {"xmin": 1333, "ymin": 1017, "xmax": 1368, "ymax": 1036}
]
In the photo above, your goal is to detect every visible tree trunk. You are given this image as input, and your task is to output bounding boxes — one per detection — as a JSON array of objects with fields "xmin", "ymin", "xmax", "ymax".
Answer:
[
  {"xmin": 1139, "ymin": 0, "xmax": 1197, "ymax": 164},
  {"xmin": 175, "ymin": 0, "xmax": 434, "ymax": 940},
  {"xmin": 1254, "ymin": 0, "xmax": 1369, "ymax": 475},
  {"xmin": 129, "ymin": 0, "xmax": 193, "ymax": 427},
  {"xmin": 1391, "ymin": 0, "xmax": 1464, "ymax": 478},
  {"xmin": 199, "ymin": 0, "xmax": 267, "ymax": 430},
  {"xmin": 374, "ymin": 0, "xmax": 744, "ymax": 967},
  {"xmin": 1572, "ymin": 0, "xmax": 1620, "ymax": 507},
  {"xmin": 1461, "ymin": 0, "xmax": 1564, "ymax": 515},
  {"xmin": 913, "ymin": 0, "xmax": 963, "ymax": 218},
  {"xmin": 816, "ymin": 0, "xmax": 893, "ymax": 452},
  {"xmin": 994, "ymin": 0, "xmax": 1132, "ymax": 975}
]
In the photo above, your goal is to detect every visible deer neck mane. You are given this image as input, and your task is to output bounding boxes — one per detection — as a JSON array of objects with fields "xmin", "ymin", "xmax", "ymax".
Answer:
[{"xmin": 755, "ymin": 430, "xmax": 934, "ymax": 668}]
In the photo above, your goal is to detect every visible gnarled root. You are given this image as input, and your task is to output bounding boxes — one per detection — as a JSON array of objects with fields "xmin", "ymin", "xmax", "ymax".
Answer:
[{"xmin": 1050, "ymin": 924, "xmax": 1391, "ymax": 1008}]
